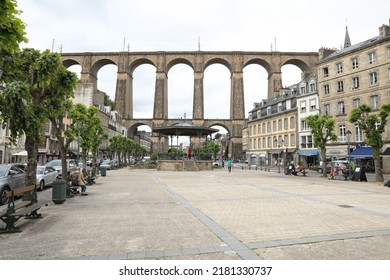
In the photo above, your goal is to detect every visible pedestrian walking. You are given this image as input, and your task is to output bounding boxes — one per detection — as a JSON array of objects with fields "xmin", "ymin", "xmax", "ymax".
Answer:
[{"xmin": 227, "ymin": 158, "xmax": 232, "ymax": 173}]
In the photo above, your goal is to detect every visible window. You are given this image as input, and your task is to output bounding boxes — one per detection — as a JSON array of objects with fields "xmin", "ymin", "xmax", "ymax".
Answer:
[
  {"xmin": 262, "ymin": 123, "xmax": 266, "ymax": 133},
  {"xmin": 267, "ymin": 137, "xmax": 271, "ymax": 148},
  {"xmin": 278, "ymin": 119, "xmax": 282, "ymax": 131},
  {"xmin": 310, "ymin": 99, "xmax": 316, "ymax": 111},
  {"xmin": 253, "ymin": 125, "xmax": 257, "ymax": 135},
  {"xmin": 263, "ymin": 137, "xmax": 266, "ymax": 148},
  {"xmin": 300, "ymin": 85, "xmax": 306, "ymax": 94},
  {"xmin": 301, "ymin": 136, "xmax": 307, "ymax": 148},
  {"xmin": 355, "ymin": 125, "xmax": 363, "ymax": 142},
  {"xmin": 277, "ymin": 102, "xmax": 282, "ymax": 112},
  {"xmin": 267, "ymin": 106, "xmax": 271, "ymax": 116},
  {"xmin": 250, "ymin": 139, "xmax": 252, "ymax": 149},
  {"xmin": 352, "ymin": 77, "xmax": 360, "ymax": 89},
  {"xmin": 353, "ymin": 98, "xmax": 360, "ymax": 108},
  {"xmin": 290, "ymin": 117, "xmax": 295, "ymax": 129},
  {"xmin": 388, "ymin": 68, "xmax": 390, "ymax": 80},
  {"xmin": 284, "ymin": 118, "xmax": 288, "ymax": 130},
  {"xmin": 300, "ymin": 101, "xmax": 306, "ymax": 113},
  {"xmin": 324, "ymin": 84, "xmax": 330, "ymax": 95},
  {"xmin": 324, "ymin": 104, "xmax": 331, "ymax": 116},
  {"xmin": 388, "ymin": 46, "xmax": 390, "ymax": 59},
  {"xmin": 337, "ymin": 80, "xmax": 344, "ymax": 92},
  {"xmin": 338, "ymin": 101, "xmax": 345, "ymax": 115},
  {"xmin": 284, "ymin": 135, "xmax": 289, "ymax": 146},
  {"xmin": 301, "ymin": 135, "xmax": 314, "ymax": 149},
  {"xmin": 301, "ymin": 119, "xmax": 309, "ymax": 131},
  {"xmin": 368, "ymin": 52, "xmax": 376, "ymax": 64},
  {"xmin": 290, "ymin": 134, "xmax": 295, "ymax": 146},
  {"xmin": 307, "ymin": 135, "xmax": 313, "ymax": 148},
  {"xmin": 351, "ymin": 57, "xmax": 359, "ymax": 69},
  {"xmin": 309, "ymin": 82, "xmax": 316, "ymax": 92},
  {"xmin": 273, "ymin": 120, "xmax": 277, "ymax": 132},
  {"xmin": 339, "ymin": 125, "xmax": 346, "ymax": 142},
  {"xmin": 257, "ymin": 124, "xmax": 260, "ymax": 135},
  {"xmin": 267, "ymin": 122, "xmax": 271, "ymax": 132},
  {"xmin": 369, "ymin": 72, "xmax": 378, "ymax": 85},
  {"xmin": 253, "ymin": 139, "xmax": 256, "ymax": 148},
  {"xmin": 370, "ymin": 95, "xmax": 379, "ymax": 110},
  {"xmin": 323, "ymin": 67, "xmax": 329, "ymax": 77},
  {"xmin": 336, "ymin": 62, "xmax": 343, "ymax": 73}
]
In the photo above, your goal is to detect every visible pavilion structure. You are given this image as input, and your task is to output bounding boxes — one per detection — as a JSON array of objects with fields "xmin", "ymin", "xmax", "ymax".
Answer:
[{"xmin": 152, "ymin": 122, "xmax": 219, "ymax": 171}]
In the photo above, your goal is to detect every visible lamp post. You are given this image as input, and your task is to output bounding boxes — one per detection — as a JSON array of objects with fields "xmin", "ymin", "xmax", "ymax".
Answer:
[
  {"xmin": 274, "ymin": 138, "xmax": 284, "ymax": 173},
  {"xmin": 346, "ymin": 130, "xmax": 352, "ymax": 178},
  {"xmin": 76, "ymin": 122, "xmax": 82, "ymax": 166}
]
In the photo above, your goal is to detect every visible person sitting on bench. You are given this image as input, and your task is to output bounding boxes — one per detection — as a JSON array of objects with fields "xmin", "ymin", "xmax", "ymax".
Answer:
[
  {"xmin": 296, "ymin": 162, "xmax": 305, "ymax": 174},
  {"xmin": 73, "ymin": 167, "xmax": 88, "ymax": 196}
]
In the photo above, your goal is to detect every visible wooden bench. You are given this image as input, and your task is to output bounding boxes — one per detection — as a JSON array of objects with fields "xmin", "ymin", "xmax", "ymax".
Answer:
[{"xmin": 0, "ymin": 185, "xmax": 46, "ymax": 234}]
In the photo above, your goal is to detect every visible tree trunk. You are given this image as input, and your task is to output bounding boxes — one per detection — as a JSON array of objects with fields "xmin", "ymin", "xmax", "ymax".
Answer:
[
  {"xmin": 320, "ymin": 148, "xmax": 327, "ymax": 178},
  {"xmin": 24, "ymin": 136, "xmax": 39, "ymax": 186},
  {"xmin": 374, "ymin": 156, "xmax": 384, "ymax": 182}
]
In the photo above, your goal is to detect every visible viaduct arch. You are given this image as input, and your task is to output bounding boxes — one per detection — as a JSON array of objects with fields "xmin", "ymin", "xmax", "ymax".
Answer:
[{"xmin": 61, "ymin": 51, "xmax": 318, "ymax": 158}]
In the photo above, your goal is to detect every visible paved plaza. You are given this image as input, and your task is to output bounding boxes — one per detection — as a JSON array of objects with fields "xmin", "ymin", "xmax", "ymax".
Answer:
[{"xmin": 1, "ymin": 166, "xmax": 390, "ymax": 260}]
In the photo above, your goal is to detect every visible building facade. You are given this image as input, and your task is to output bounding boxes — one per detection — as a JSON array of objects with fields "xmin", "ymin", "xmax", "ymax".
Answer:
[
  {"xmin": 247, "ymin": 87, "xmax": 298, "ymax": 169},
  {"xmin": 296, "ymin": 73, "xmax": 320, "ymax": 168},
  {"xmin": 317, "ymin": 21, "xmax": 390, "ymax": 171}
]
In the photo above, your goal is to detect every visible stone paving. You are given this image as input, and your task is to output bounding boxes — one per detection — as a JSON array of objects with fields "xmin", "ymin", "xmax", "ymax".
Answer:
[{"xmin": 0, "ymin": 166, "xmax": 390, "ymax": 260}]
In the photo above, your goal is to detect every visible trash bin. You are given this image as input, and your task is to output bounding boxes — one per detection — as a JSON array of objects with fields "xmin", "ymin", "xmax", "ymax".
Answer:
[
  {"xmin": 52, "ymin": 179, "xmax": 67, "ymax": 204},
  {"xmin": 100, "ymin": 167, "xmax": 106, "ymax": 177}
]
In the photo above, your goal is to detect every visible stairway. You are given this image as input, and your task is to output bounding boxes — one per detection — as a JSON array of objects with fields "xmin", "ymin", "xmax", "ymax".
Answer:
[{"xmin": 182, "ymin": 160, "xmax": 199, "ymax": 171}]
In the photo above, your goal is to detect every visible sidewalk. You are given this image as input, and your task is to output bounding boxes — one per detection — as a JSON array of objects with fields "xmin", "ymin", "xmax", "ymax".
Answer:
[{"xmin": 0, "ymin": 167, "xmax": 389, "ymax": 260}]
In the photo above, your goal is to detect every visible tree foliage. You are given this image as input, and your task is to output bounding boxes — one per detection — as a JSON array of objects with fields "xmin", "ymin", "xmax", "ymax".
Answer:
[
  {"xmin": 0, "ymin": 49, "xmax": 77, "ymax": 184},
  {"xmin": 306, "ymin": 114, "xmax": 337, "ymax": 178},
  {"xmin": 350, "ymin": 103, "xmax": 390, "ymax": 182},
  {"xmin": 0, "ymin": 0, "xmax": 28, "ymax": 70},
  {"xmin": 68, "ymin": 103, "xmax": 108, "ymax": 176}
]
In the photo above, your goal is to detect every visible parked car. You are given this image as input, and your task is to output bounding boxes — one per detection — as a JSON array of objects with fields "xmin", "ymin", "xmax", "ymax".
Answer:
[
  {"xmin": 317, "ymin": 161, "xmax": 349, "ymax": 174},
  {"xmin": 100, "ymin": 159, "xmax": 112, "ymax": 170},
  {"xmin": 46, "ymin": 159, "xmax": 77, "ymax": 178},
  {"xmin": 111, "ymin": 159, "xmax": 119, "ymax": 169},
  {"xmin": 36, "ymin": 165, "xmax": 58, "ymax": 191},
  {"xmin": 0, "ymin": 163, "xmax": 26, "ymax": 206}
]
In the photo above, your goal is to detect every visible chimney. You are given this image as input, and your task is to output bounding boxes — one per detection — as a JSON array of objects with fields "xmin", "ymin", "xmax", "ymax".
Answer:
[{"xmin": 379, "ymin": 20, "xmax": 390, "ymax": 38}]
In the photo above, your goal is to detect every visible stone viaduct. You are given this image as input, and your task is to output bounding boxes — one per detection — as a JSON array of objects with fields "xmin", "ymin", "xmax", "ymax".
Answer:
[{"xmin": 61, "ymin": 51, "xmax": 318, "ymax": 158}]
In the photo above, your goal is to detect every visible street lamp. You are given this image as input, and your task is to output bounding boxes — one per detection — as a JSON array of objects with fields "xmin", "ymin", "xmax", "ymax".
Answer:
[
  {"xmin": 76, "ymin": 122, "xmax": 82, "ymax": 166},
  {"xmin": 346, "ymin": 130, "xmax": 352, "ymax": 179}
]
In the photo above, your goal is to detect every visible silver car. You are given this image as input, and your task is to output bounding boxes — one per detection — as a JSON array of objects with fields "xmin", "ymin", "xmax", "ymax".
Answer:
[
  {"xmin": 46, "ymin": 159, "xmax": 77, "ymax": 178},
  {"xmin": 0, "ymin": 164, "xmax": 26, "ymax": 206},
  {"xmin": 36, "ymin": 166, "xmax": 58, "ymax": 191}
]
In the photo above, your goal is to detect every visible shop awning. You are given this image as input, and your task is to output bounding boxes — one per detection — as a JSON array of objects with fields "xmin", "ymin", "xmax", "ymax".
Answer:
[
  {"xmin": 350, "ymin": 146, "xmax": 373, "ymax": 159},
  {"xmin": 298, "ymin": 149, "xmax": 319, "ymax": 156}
]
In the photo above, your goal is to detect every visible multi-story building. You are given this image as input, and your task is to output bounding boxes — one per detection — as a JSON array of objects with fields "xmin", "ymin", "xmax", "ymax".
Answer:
[
  {"xmin": 246, "ymin": 86, "xmax": 298, "ymax": 169},
  {"xmin": 317, "ymin": 21, "xmax": 390, "ymax": 170},
  {"xmin": 296, "ymin": 73, "xmax": 320, "ymax": 168}
]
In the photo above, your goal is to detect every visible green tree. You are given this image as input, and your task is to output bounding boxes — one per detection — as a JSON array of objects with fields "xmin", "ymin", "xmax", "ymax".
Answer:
[
  {"xmin": 0, "ymin": 0, "xmax": 28, "ymax": 74},
  {"xmin": 68, "ymin": 103, "xmax": 108, "ymax": 176},
  {"xmin": 0, "ymin": 49, "xmax": 77, "ymax": 185},
  {"xmin": 306, "ymin": 114, "xmax": 337, "ymax": 178},
  {"xmin": 350, "ymin": 104, "xmax": 390, "ymax": 182}
]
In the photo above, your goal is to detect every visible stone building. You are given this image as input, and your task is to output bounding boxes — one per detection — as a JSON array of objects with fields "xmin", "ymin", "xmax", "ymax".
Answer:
[
  {"xmin": 246, "ymin": 86, "xmax": 298, "ymax": 169},
  {"xmin": 317, "ymin": 21, "xmax": 390, "ymax": 171}
]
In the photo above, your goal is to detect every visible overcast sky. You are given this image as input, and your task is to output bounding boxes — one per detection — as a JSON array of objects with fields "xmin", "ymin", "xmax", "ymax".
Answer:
[{"xmin": 17, "ymin": 0, "xmax": 390, "ymax": 129}]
